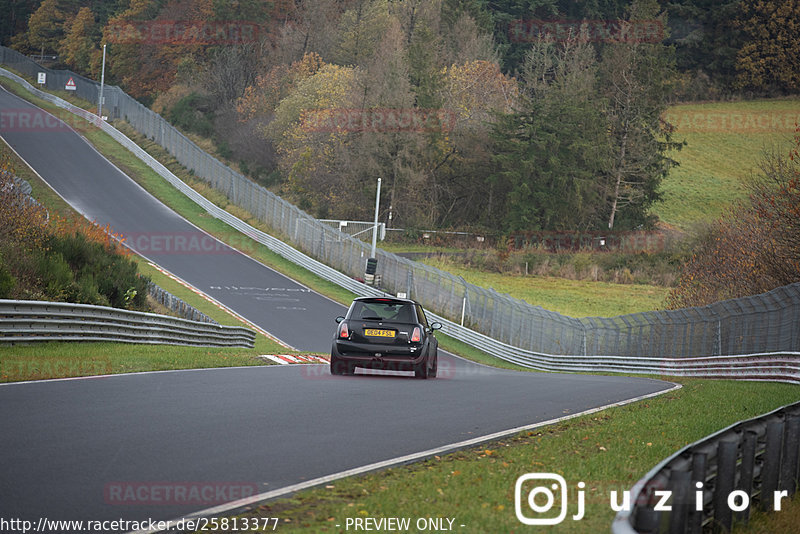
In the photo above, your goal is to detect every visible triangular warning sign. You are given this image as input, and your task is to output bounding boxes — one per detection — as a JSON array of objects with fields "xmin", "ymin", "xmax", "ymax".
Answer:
[{"xmin": 65, "ymin": 77, "xmax": 76, "ymax": 91}]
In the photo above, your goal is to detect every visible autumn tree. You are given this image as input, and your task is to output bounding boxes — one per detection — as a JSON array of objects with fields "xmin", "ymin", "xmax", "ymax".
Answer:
[
  {"xmin": 734, "ymin": 0, "xmax": 800, "ymax": 93},
  {"xmin": 199, "ymin": 43, "xmax": 264, "ymax": 104},
  {"xmin": 103, "ymin": 0, "xmax": 163, "ymax": 99},
  {"xmin": 745, "ymin": 136, "xmax": 800, "ymax": 284},
  {"xmin": 197, "ymin": 0, "xmax": 286, "ymax": 103},
  {"xmin": 265, "ymin": 59, "xmax": 360, "ymax": 217},
  {"xmin": 104, "ymin": 0, "xmax": 278, "ymax": 101},
  {"xmin": 238, "ymin": 52, "xmax": 324, "ymax": 123},
  {"xmin": 273, "ymin": 0, "xmax": 344, "ymax": 64},
  {"xmin": 59, "ymin": 6, "xmax": 99, "ymax": 75},
  {"xmin": 334, "ymin": 0, "xmax": 392, "ymax": 67},
  {"xmin": 22, "ymin": 0, "xmax": 70, "ymax": 56},
  {"xmin": 237, "ymin": 2, "xmax": 513, "ymax": 229},
  {"xmin": 433, "ymin": 59, "xmax": 517, "ymax": 228},
  {"xmin": 439, "ymin": 10, "xmax": 498, "ymax": 67},
  {"xmin": 343, "ymin": 17, "xmax": 424, "ymax": 226}
]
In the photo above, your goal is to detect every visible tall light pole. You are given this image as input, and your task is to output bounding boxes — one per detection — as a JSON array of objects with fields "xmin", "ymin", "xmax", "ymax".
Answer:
[
  {"xmin": 97, "ymin": 44, "xmax": 106, "ymax": 119},
  {"xmin": 371, "ymin": 176, "xmax": 381, "ymax": 258},
  {"xmin": 365, "ymin": 177, "xmax": 381, "ymax": 285}
]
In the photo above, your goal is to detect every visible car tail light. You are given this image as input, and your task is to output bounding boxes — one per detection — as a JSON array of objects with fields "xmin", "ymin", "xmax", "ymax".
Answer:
[
  {"xmin": 411, "ymin": 327, "xmax": 421, "ymax": 343},
  {"xmin": 339, "ymin": 322, "xmax": 350, "ymax": 339}
]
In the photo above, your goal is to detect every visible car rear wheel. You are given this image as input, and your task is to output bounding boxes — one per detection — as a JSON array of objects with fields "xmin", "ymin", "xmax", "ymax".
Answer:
[
  {"xmin": 330, "ymin": 357, "xmax": 354, "ymax": 376},
  {"xmin": 414, "ymin": 357, "xmax": 429, "ymax": 379},
  {"xmin": 429, "ymin": 351, "xmax": 438, "ymax": 378}
]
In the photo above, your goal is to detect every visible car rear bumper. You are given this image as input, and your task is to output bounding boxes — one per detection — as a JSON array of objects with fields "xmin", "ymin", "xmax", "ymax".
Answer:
[{"xmin": 331, "ymin": 340, "xmax": 426, "ymax": 370}]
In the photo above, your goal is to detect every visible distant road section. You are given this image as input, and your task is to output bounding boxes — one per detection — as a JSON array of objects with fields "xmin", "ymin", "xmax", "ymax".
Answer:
[{"xmin": 0, "ymin": 85, "xmax": 344, "ymax": 351}]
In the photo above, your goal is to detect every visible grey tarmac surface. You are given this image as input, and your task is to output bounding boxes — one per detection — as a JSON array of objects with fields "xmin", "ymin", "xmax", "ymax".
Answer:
[{"xmin": 0, "ymin": 85, "xmax": 675, "ymax": 531}]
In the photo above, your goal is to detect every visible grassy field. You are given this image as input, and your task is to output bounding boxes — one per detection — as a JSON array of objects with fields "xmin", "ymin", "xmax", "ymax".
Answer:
[
  {"xmin": 422, "ymin": 257, "xmax": 670, "ymax": 317},
  {"xmin": 655, "ymin": 98, "xmax": 800, "ymax": 231}
]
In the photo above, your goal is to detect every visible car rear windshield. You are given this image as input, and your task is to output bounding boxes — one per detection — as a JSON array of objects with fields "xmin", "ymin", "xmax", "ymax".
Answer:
[{"xmin": 350, "ymin": 300, "xmax": 416, "ymax": 323}]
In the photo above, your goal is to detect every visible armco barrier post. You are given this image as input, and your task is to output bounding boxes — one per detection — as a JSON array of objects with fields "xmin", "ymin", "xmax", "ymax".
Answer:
[
  {"xmin": 713, "ymin": 439, "xmax": 738, "ymax": 532},
  {"xmin": 761, "ymin": 421, "xmax": 784, "ymax": 511},
  {"xmin": 668, "ymin": 469, "xmax": 691, "ymax": 534},
  {"xmin": 633, "ymin": 506, "xmax": 659, "ymax": 533},
  {"xmin": 737, "ymin": 431, "xmax": 758, "ymax": 524},
  {"xmin": 781, "ymin": 415, "xmax": 800, "ymax": 496},
  {"xmin": 688, "ymin": 452, "xmax": 707, "ymax": 533}
]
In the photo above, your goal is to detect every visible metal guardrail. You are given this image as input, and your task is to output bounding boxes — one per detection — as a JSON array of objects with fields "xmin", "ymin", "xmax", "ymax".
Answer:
[
  {"xmin": 0, "ymin": 300, "xmax": 255, "ymax": 348},
  {"xmin": 1, "ymin": 61, "xmax": 798, "ymax": 384},
  {"xmin": 431, "ymin": 310, "xmax": 800, "ymax": 383},
  {"xmin": 613, "ymin": 400, "xmax": 800, "ymax": 533},
  {"xmin": 147, "ymin": 281, "xmax": 217, "ymax": 324}
]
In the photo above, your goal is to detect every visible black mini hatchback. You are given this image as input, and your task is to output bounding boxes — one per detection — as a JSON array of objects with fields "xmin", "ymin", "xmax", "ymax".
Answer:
[{"xmin": 330, "ymin": 297, "xmax": 442, "ymax": 378}]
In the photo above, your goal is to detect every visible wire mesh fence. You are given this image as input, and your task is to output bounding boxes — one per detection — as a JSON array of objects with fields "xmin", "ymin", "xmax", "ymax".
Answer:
[{"xmin": 2, "ymin": 45, "xmax": 798, "ymax": 360}]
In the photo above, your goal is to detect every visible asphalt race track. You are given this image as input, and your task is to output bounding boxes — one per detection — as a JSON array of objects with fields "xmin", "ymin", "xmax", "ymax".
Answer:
[{"xmin": 0, "ymin": 86, "xmax": 675, "ymax": 530}]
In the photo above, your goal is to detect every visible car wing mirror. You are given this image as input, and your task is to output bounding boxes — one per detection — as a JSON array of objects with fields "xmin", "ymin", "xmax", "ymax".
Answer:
[
  {"xmin": 430, "ymin": 322, "xmax": 442, "ymax": 331},
  {"xmin": 335, "ymin": 316, "xmax": 345, "ymax": 324}
]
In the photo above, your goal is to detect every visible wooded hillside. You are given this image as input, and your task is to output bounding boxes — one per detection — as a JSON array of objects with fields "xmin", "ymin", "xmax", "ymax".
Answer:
[{"xmin": 2, "ymin": 0, "xmax": 798, "ymax": 237}]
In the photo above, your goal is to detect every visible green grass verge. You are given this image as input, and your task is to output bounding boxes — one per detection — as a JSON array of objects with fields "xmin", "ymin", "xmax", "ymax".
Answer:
[
  {"xmin": 736, "ymin": 495, "xmax": 800, "ymax": 533},
  {"xmin": 0, "ymin": 342, "xmax": 270, "ymax": 382},
  {"xmin": 218, "ymin": 380, "xmax": 799, "ymax": 533}
]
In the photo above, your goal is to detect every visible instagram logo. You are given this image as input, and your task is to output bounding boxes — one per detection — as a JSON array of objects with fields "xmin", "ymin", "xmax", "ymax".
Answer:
[{"xmin": 515, "ymin": 473, "xmax": 584, "ymax": 525}]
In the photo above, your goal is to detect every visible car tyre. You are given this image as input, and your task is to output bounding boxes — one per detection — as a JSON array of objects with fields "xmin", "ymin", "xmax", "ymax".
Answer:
[
  {"xmin": 330, "ymin": 356, "xmax": 354, "ymax": 376},
  {"xmin": 429, "ymin": 351, "xmax": 438, "ymax": 378},
  {"xmin": 414, "ymin": 357, "xmax": 429, "ymax": 379}
]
